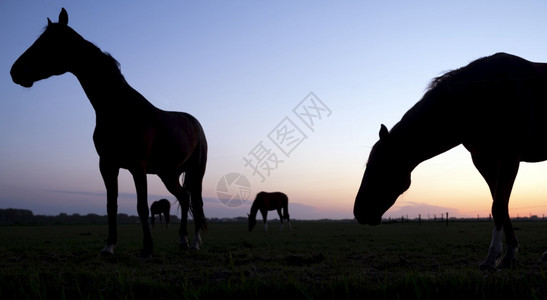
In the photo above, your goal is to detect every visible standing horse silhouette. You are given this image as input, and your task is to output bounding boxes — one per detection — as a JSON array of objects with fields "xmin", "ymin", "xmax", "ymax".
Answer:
[
  {"xmin": 248, "ymin": 192, "xmax": 291, "ymax": 232},
  {"xmin": 150, "ymin": 199, "xmax": 171, "ymax": 229},
  {"xmin": 10, "ymin": 8, "xmax": 207, "ymax": 257},
  {"xmin": 354, "ymin": 52, "xmax": 547, "ymax": 269}
]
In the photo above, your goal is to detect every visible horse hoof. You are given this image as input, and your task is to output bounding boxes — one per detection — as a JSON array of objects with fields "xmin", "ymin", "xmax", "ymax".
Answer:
[
  {"xmin": 140, "ymin": 251, "xmax": 153, "ymax": 259},
  {"xmin": 100, "ymin": 245, "xmax": 115, "ymax": 257},
  {"xmin": 189, "ymin": 244, "xmax": 200, "ymax": 251},
  {"xmin": 179, "ymin": 243, "xmax": 189, "ymax": 251},
  {"xmin": 498, "ymin": 257, "xmax": 518, "ymax": 269},
  {"xmin": 479, "ymin": 261, "xmax": 496, "ymax": 271}
]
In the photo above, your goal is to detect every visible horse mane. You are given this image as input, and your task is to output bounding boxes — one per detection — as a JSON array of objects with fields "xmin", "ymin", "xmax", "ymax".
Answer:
[
  {"xmin": 426, "ymin": 53, "xmax": 539, "ymax": 91},
  {"xmin": 249, "ymin": 192, "xmax": 265, "ymax": 214},
  {"xmin": 46, "ymin": 22, "xmax": 125, "ymax": 81},
  {"xmin": 427, "ymin": 55, "xmax": 493, "ymax": 91},
  {"xmin": 392, "ymin": 55, "xmax": 494, "ymax": 137},
  {"xmin": 83, "ymin": 42, "xmax": 125, "ymax": 80}
]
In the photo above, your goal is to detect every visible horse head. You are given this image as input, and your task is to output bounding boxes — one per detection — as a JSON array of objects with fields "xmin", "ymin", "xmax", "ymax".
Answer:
[
  {"xmin": 11, "ymin": 8, "xmax": 80, "ymax": 87},
  {"xmin": 354, "ymin": 124, "xmax": 411, "ymax": 225},
  {"xmin": 247, "ymin": 213, "xmax": 257, "ymax": 232}
]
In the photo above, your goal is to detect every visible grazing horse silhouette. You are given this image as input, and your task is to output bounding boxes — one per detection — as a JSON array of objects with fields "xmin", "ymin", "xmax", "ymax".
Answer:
[
  {"xmin": 354, "ymin": 52, "xmax": 547, "ymax": 269},
  {"xmin": 150, "ymin": 199, "xmax": 171, "ymax": 229},
  {"xmin": 10, "ymin": 8, "xmax": 207, "ymax": 257},
  {"xmin": 248, "ymin": 192, "xmax": 291, "ymax": 232}
]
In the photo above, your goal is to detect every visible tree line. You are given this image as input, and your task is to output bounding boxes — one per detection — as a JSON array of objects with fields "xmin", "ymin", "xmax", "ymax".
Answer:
[{"xmin": 0, "ymin": 208, "xmax": 182, "ymax": 225}]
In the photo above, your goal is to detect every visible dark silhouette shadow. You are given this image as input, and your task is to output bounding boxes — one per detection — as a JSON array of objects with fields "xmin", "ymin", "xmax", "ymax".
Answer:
[
  {"xmin": 354, "ymin": 52, "xmax": 547, "ymax": 270},
  {"xmin": 150, "ymin": 199, "xmax": 171, "ymax": 229},
  {"xmin": 248, "ymin": 191, "xmax": 291, "ymax": 232},
  {"xmin": 10, "ymin": 8, "xmax": 207, "ymax": 257}
]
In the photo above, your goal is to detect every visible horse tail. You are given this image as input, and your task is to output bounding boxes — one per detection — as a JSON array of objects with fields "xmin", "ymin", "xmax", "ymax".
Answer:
[
  {"xmin": 187, "ymin": 122, "xmax": 208, "ymax": 232},
  {"xmin": 283, "ymin": 194, "xmax": 290, "ymax": 221},
  {"xmin": 188, "ymin": 191, "xmax": 208, "ymax": 232}
]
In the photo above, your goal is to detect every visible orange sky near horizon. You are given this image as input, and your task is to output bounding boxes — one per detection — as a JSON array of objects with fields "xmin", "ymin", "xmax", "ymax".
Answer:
[{"xmin": 4, "ymin": 2, "xmax": 547, "ymax": 220}]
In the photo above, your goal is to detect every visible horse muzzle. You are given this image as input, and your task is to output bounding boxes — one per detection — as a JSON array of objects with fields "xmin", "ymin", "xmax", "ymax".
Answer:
[
  {"xmin": 11, "ymin": 63, "xmax": 35, "ymax": 88},
  {"xmin": 354, "ymin": 212, "xmax": 382, "ymax": 226},
  {"xmin": 353, "ymin": 204, "xmax": 382, "ymax": 226}
]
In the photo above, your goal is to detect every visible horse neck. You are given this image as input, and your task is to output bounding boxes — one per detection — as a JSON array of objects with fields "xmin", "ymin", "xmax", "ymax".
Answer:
[
  {"xmin": 391, "ymin": 88, "xmax": 462, "ymax": 171},
  {"xmin": 249, "ymin": 200, "xmax": 261, "ymax": 218},
  {"xmin": 68, "ymin": 40, "xmax": 155, "ymax": 115}
]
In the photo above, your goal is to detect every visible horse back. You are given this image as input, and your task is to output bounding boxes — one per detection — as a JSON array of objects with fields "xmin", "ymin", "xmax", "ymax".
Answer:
[
  {"xmin": 432, "ymin": 53, "xmax": 547, "ymax": 161},
  {"xmin": 256, "ymin": 191, "xmax": 288, "ymax": 211}
]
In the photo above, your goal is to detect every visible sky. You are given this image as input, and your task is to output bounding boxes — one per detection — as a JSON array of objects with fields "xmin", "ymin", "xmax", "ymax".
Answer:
[{"xmin": 3, "ymin": 1, "xmax": 547, "ymax": 220}]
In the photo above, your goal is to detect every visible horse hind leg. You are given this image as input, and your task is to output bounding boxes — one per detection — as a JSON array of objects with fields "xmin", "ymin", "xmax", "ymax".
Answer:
[
  {"xmin": 159, "ymin": 173, "xmax": 190, "ymax": 250},
  {"xmin": 277, "ymin": 208, "xmax": 284, "ymax": 231},
  {"xmin": 472, "ymin": 154, "xmax": 520, "ymax": 270},
  {"xmin": 184, "ymin": 170, "xmax": 208, "ymax": 250},
  {"xmin": 285, "ymin": 214, "xmax": 292, "ymax": 231},
  {"xmin": 130, "ymin": 168, "xmax": 153, "ymax": 258},
  {"xmin": 480, "ymin": 227, "xmax": 504, "ymax": 270}
]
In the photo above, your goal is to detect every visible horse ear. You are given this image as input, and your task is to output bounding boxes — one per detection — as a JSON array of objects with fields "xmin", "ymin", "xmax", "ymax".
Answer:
[
  {"xmin": 379, "ymin": 124, "xmax": 389, "ymax": 141},
  {"xmin": 47, "ymin": 18, "xmax": 52, "ymax": 26},
  {"xmin": 59, "ymin": 8, "xmax": 68, "ymax": 26}
]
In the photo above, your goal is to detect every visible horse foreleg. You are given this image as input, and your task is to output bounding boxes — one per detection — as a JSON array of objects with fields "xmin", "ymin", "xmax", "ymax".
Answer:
[
  {"xmin": 131, "ymin": 169, "xmax": 153, "ymax": 258},
  {"xmin": 261, "ymin": 210, "xmax": 268, "ymax": 231},
  {"xmin": 99, "ymin": 161, "xmax": 119, "ymax": 256}
]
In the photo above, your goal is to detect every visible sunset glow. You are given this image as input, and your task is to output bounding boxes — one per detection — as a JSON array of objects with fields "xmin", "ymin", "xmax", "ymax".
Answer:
[{"xmin": 3, "ymin": 1, "xmax": 547, "ymax": 220}]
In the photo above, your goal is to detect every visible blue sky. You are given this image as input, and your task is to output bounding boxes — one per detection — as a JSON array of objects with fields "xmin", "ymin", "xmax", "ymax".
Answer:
[{"xmin": 3, "ymin": 1, "xmax": 547, "ymax": 219}]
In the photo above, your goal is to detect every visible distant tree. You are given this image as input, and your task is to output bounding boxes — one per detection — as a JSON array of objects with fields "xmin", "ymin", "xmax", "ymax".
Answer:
[{"xmin": 0, "ymin": 208, "xmax": 34, "ymax": 224}]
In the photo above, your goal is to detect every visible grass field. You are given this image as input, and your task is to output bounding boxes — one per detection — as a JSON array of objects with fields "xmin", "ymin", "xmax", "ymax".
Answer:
[{"xmin": 1, "ymin": 220, "xmax": 547, "ymax": 299}]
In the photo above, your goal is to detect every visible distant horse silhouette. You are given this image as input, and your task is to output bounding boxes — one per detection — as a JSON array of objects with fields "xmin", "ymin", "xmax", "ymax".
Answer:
[
  {"xmin": 354, "ymin": 52, "xmax": 547, "ymax": 269},
  {"xmin": 248, "ymin": 192, "xmax": 291, "ymax": 232},
  {"xmin": 10, "ymin": 8, "xmax": 207, "ymax": 257},
  {"xmin": 150, "ymin": 199, "xmax": 171, "ymax": 229}
]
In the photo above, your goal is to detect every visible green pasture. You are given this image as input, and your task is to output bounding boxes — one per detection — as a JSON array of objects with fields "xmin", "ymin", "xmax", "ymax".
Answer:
[{"xmin": 1, "ymin": 221, "xmax": 547, "ymax": 299}]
